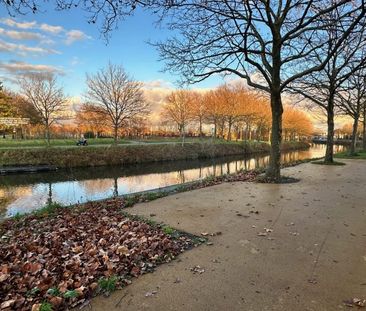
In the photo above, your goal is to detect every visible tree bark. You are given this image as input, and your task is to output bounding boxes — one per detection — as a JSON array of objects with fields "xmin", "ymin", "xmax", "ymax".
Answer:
[
  {"xmin": 227, "ymin": 119, "xmax": 232, "ymax": 141},
  {"xmin": 45, "ymin": 120, "xmax": 50, "ymax": 146},
  {"xmin": 266, "ymin": 91, "xmax": 283, "ymax": 181},
  {"xmin": 324, "ymin": 101, "xmax": 335, "ymax": 163},
  {"xmin": 113, "ymin": 124, "xmax": 118, "ymax": 144},
  {"xmin": 199, "ymin": 118, "xmax": 203, "ymax": 137},
  {"xmin": 180, "ymin": 123, "xmax": 185, "ymax": 146},
  {"xmin": 349, "ymin": 114, "xmax": 359, "ymax": 155},
  {"xmin": 363, "ymin": 105, "xmax": 366, "ymax": 150}
]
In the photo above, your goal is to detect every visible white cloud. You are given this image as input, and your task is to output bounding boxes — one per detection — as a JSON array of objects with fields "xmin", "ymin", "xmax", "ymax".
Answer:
[
  {"xmin": 1, "ymin": 18, "xmax": 37, "ymax": 29},
  {"xmin": 70, "ymin": 56, "xmax": 81, "ymax": 66},
  {"xmin": 65, "ymin": 30, "xmax": 91, "ymax": 45},
  {"xmin": 1, "ymin": 18, "xmax": 63, "ymax": 35},
  {"xmin": 0, "ymin": 60, "xmax": 64, "ymax": 75},
  {"xmin": 143, "ymin": 79, "xmax": 174, "ymax": 90},
  {"xmin": 0, "ymin": 18, "xmax": 91, "ymax": 46},
  {"xmin": 40, "ymin": 23, "xmax": 64, "ymax": 34},
  {"xmin": 0, "ymin": 39, "xmax": 60, "ymax": 56},
  {"xmin": 0, "ymin": 27, "xmax": 43, "ymax": 41}
]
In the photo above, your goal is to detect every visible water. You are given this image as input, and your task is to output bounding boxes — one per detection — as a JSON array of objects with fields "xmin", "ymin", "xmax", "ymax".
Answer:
[{"xmin": 0, "ymin": 143, "xmax": 345, "ymax": 218}]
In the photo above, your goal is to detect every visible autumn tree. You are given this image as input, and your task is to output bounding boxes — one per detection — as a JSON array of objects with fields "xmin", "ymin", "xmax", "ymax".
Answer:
[
  {"xmin": 283, "ymin": 108, "xmax": 314, "ymax": 141},
  {"xmin": 189, "ymin": 92, "xmax": 207, "ymax": 137},
  {"xmin": 161, "ymin": 90, "xmax": 192, "ymax": 144},
  {"xmin": 75, "ymin": 103, "xmax": 108, "ymax": 138},
  {"xmin": 0, "ymin": 89, "xmax": 14, "ymax": 118},
  {"xmin": 204, "ymin": 90, "xmax": 222, "ymax": 139},
  {"xmin": 213, "ymin": 85, "xmax": 242, "ymax": 141},
  {"xmin": 236, "ymin": 89, "xmax": 267, "ymax": 141},
  {"xmin": 18, "ymin": 73, "xmax": 66, "ymax": 145},
  {"xmin": 85, "ymin": 63, "xmax": 149, "ymax": 144}
]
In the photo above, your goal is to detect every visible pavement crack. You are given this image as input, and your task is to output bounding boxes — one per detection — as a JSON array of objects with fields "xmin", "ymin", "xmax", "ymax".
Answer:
[{"xmin": 308, "ymin": 225, "xmax": 333, "ymax": 284}]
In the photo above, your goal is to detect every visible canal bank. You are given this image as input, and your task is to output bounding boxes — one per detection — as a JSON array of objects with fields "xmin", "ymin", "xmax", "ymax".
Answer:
[
  {"xmin": 0, "ymin": 141, "xmax": 309, "ymax": 169},
  {"xmin": 0, "ymin": 143, "xmax": 345, "ymax": 218}
]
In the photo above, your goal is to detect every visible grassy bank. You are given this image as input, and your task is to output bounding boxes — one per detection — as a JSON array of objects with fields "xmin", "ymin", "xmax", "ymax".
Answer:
[
  {"xmin": 0, "ymin": 141, "xmax": 310, "ymax": 168},
  {"xmin": 0, "ymin": 138, "xmax": 131, "ymax": 148},
  {"xmin": 335, "ymin": 150, "xmax": 366, "ymax": 159}
]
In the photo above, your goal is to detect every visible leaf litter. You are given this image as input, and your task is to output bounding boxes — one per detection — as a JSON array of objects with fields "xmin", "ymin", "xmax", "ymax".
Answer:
[{"xmin": 0, "ymin": 201, "xmax": 199, "ymax": 310}]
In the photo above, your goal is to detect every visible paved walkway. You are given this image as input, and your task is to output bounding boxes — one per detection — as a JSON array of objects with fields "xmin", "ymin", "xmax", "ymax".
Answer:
[{"xmin": 91, "ymin": 159, "xmax": 366, "ymax": 311}]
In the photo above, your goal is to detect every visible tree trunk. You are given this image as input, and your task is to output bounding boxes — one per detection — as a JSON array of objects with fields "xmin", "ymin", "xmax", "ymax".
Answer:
[
  {"xmin": 113, "ymin": 124, "xmax": 118, "ymax": 144},
  {"xmin": 199, "ymin": 118, "xmax": 203, "ymax": 137},
  {"xmin": 45, "ymin": 121, "xmax": 50, "ymax": 146},
  {"xmin": 227, "ymin": 119, "xmax": 232, "ymax": 141},
  {"xmin": 324, "ymin": 101, "xmax": 335, "ymax": 163},
  {"xmin": 113, "ymin": 177, "xmax": 118, "ymax": 197},
  {"xmin": 349, "ymin": 114, "xmax": 359, "ymax": 156},
  {"xmin": 266, "ymin": 92, "xmax": 283, "ymax": 181},
  {"xmin": 363, "ymin": 105, "xmax": 366, "ymax": 151},
  {"xmin": 219, "ymin": 119, "xmax": 225, "ymax": 138},
  {"xmin": 180, "ymin": 123, "xmax": 185, "ymax": 146}
]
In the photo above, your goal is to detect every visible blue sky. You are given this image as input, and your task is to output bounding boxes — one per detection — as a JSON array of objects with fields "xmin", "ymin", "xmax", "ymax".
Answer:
[{"xmin": 0, "ymin": 4, "xmax": 220, "ymax": 97}]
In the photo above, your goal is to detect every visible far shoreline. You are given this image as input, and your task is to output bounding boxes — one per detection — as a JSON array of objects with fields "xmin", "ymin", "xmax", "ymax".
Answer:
[{"xmin": 0, "ymin": 140, "xmax": 310, "ymax": 170}]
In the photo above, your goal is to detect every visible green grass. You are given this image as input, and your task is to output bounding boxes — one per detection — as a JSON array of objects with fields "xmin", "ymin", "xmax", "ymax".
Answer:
[
  {"xmin": 139, "ymin": 137, "xmax": 255, "ymax": 144},
  {"xmin": 63, "ymin": 289, "xmax": 79, "ymax": 299},
  {"xmin": 0, "ymin": 138, "xmax": 130, "ymax": 148},
  {"xmin": 46, "ymin": 287, "xmax": 61, "ymax": 297},
  {"xmin": 311, "ymin": 160, "xmax": 346, "ymax": 166},
  {"xmin": 26, "ymin": 287, "xmax": 40, "ymax": 298},
  {"xmin": 0, "ymin": 137, "xmax": 236, "ymax": 147},
  {"xmin": 33, "ymin": 202, "xmax": 64, "ymax": 217},
  {"xmin": 39, "ymin": 302, "xmax": 53, "ymax": 311},
  {"xmin": 335, "ymin": 151, "xmax": 366, "ymax": 159},
  {"xmin": 98, "ymin": 276, "xmax": 119, "ymax": 294},
  {"xmin": 162, "ymin": 225, "xmax": 175, "ymax": 235}
]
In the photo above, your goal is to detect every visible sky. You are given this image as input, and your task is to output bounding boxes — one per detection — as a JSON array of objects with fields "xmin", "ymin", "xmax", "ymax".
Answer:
[{"xmin": 0, "ymin": 4, "xmax": 220, "ymax": 98}]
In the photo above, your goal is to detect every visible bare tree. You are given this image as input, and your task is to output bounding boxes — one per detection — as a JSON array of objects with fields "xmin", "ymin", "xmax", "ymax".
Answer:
[
  {"xmin": 289, "ymin": 8, "xmax": 366, "ymax": 163},
  {"xmin": 151, "ymin": 0, "xmax": 366, "ymax": 181},
  {"xmin": 336, "ymin": 69, "xmax": 366, "ymax": 155},
  {"xmin": 161, "ymin": 90, "xmax": 192, "ymax": 145},
  {"xmin": 18, "ymin": 73, "xmax": 66, "ymax": 145},
  {"xmin": 85, "ymin": 63, "xmax": 149, "ymax": 144}
]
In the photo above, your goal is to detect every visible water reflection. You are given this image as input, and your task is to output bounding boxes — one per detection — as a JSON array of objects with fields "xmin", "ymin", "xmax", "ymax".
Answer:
[{"xmin": 0, "ymin": 144, "xmax": 344, "ymax": 218}]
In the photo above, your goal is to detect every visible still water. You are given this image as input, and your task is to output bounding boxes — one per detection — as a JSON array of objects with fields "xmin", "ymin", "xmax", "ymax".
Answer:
[{"xmin": 0, "ymin": 144, "xmax": 344, "ymax": 218}]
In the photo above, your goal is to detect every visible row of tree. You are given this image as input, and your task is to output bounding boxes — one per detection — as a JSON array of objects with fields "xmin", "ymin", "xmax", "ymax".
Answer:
[
  {"xmin": 161, "ymin": 86, "xmax": 313, "ymax": 142},
  {"xmin": 0, "ymin": 66, "xmax": 314, "ymax": 144}
]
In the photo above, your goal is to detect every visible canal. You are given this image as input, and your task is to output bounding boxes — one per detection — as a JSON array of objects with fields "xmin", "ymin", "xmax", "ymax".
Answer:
[{"xmin": 0, "ymin": 143, "xmax": 345, "ymax": 218}]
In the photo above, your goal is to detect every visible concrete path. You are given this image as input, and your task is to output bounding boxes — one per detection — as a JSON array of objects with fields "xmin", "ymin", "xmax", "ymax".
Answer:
[{"xmin": 91, "ymin": 159, "xmax": 366, "ymax": 311}]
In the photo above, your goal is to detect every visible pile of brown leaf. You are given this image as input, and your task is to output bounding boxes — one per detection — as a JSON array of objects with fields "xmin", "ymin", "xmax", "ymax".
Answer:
[
  {"xmin": 0, "ymin": 201, "xmax": 195, "ymax": 310},
  {"xmin": 185, "ymin": 169, "xmax": 261, "ymax": 191}
]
